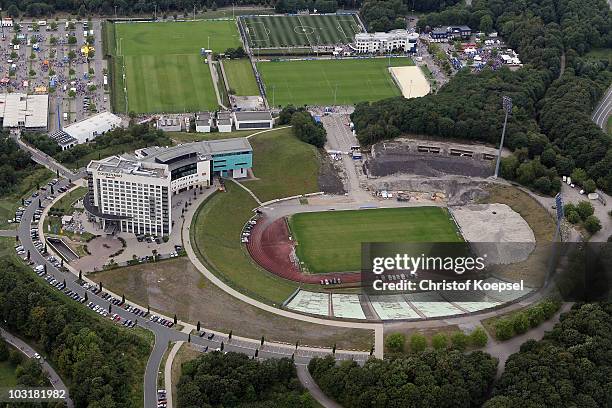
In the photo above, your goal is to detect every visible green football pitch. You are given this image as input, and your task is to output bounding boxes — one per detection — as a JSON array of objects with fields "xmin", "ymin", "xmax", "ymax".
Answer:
[
  {"xmin": 288, "ymin": 207, "xmax": 463, "ymax": 273},
  {"xmin": 257, "ymin": 57, "xmax": 414, "ymax": 106},
  {"xmin": 223, "ymin": 59, "xmax": 260, "ymax": 96},
  {"xmin": 113, "ymin": 20, "xmax": 241, "ymax": 113},
  {"xmin": 240, "ymin": 14, "xmax": 362, "ymax": 48}
]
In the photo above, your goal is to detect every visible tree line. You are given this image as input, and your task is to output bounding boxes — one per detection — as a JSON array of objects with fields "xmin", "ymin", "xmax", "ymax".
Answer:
[
  {"xmin": 1, "ymin": 0, "xmax": 365, "ymax": 18},
  {"xmin": 278, "ymin": 106, "xmax": 327, "ymax": 148},
  {"xmin": 306, "ymin": 301, "xmax": 612, "ymax": 407},
  {"xmin": 0, "ymin": 131, "xmax": 40, "ymax": 197},
  {"xmin": 0, "ymin": 257, "xmax": 151, "ymax": 407},
  {"xmin": 23, "ymin": 123, "xmax": 173, "ymax": 167},
  {"xmin": 360, "ymin": 0, "xmax": 462, "ymax": 32},
  {"xmin": 308, "ymin": 349, "xmax": 497, "ymax": 407},
  {"xmin": 177, "ymin": 351, "xmax": 315, "ymax": 408},
  {"xmin": 352, "ymin": 0, "xmax": 612, "ymax": 195}
]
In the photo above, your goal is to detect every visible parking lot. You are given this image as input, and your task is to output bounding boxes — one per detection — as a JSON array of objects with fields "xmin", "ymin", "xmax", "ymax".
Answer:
[{"xmin": 0, "ymin": 18, "xmax": 110, "ymax": 132}]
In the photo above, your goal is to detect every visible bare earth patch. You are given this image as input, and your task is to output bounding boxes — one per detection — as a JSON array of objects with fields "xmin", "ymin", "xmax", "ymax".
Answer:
[{"xmin": 90, "ymin": 257, "xmax": 374, "ymax": 350}]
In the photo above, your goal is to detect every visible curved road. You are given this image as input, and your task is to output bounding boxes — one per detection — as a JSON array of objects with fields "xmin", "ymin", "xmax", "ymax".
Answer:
[
  {"xmin": 592, "ymin": 85, "xmax": 612, "ymax": 130},
  {"xmin": 16, "ymin": 177, "xmax": 372, "ymax": 408},
  {"xmin": 0, "ymin": 327, "xmax": 74, "ymax": 408}
]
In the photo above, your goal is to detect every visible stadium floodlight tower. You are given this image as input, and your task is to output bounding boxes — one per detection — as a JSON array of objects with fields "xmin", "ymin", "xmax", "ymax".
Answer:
[{"xmin": 494, "ymin": 95, "xmax": 512, "ymax": 179}]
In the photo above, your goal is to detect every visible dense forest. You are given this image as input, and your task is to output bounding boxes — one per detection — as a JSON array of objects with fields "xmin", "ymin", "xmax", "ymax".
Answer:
[
  {"xmin": 0, "ymin": 0, "xmax": 362, "ymax": 17},
  {"xmin": 308, "ymin": 350, "xmax": 497, "ymax": 407},
  {"xmin": 353, "ymin": 0, "xmax": 612, "ymax": 195},
  {"xmin": 278, "ymin": 105, "xmax": 327, "ymax": 147},
  {"xmin": 0, "ymin": 257, "xmax": 151, "ymax": 407},
  {"xmin": 485, "ymin": 302, "xmax": 612, "ymax": 407},
  {"xmin": 176, "ymin": 352, "xmax": 315, "ymax": 408},
  {"xmin": 361, "ymin": 0, "xmax": 462, "ymax": 31},
  {"xmin": 0, "ymin": 131, "xmax": 39, "ymax": 196}
]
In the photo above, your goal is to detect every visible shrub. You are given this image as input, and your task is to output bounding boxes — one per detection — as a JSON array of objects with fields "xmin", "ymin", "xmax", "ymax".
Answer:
[
  {"xmin": 583, "ymin": 179, "xmax": 597, "ymax": 193},
  {"xmin": 384, "ymin": 333, "xmax": 405, "ymax": 353},
  {"xmin": 566, "ymin": 210, "xmax": 581, "ymax": 224},
  {"xmin": 410, "ymin": 333, "xmax": 427, "ymax": 353},
  {"xmin": 469, "ymin": 327, "xmax": 488, "ymax": 347},
  {"xmin": 495, "ymin": 319, "xmax": 514, "ymax": 341},
  {"xmin": 450, "ymin": 332, "xmax": 468, "ymax": 351},
  {"xmin": 512, "ymin": 312, "xmax": 530, "ymax": 335},
  {"xmin": 431, "ymin": 333, "xmax": 448, "ymax": 350},
  {"xmin": 584, "ymin": 215, "xmax": 602, "ymax": 234},
  {"xmin": 540, "ymin": 299, "xmax": 560, "ymax": 319},
  {"xmin": 576, "ymin": 201, "xmax": 594, "ymax": 220},
  {"xmin": 526, "ymin": 306, "xmax": 545, "ymax": 328}
]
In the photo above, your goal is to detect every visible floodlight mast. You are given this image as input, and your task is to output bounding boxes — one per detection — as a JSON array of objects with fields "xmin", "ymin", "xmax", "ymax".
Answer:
[{"xmin": 494, "ymin": 95, "xmax": 512, "ymax": 179}]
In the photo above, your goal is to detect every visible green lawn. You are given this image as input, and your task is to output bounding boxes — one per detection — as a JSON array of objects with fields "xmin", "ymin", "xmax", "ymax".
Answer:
[
  {"xmin": 49, "ymin": 186, "xmax": 87, "ymax": 214},
  {"xmin": 0, "ymin": 167, "xmax": 54, "ymax": 229},
  {"xmin": 240, "ymin": 14, "xmax": 361, "ymax": 48},
  {"xmin": 112, "ymin": 20, "xmax": 241, "ymax": 113},
  {"xmin": 242, "ymin": 128, "xmax": 320, "ymax": 202},
  {"xmin": 289, "ymin": 207, "xmax": 462, "ymax": 273},
  {"xmin": 223, "ymin": 59, "xmax": 259, "ymax": 96},
  {"xmin": 191, "ymin": 182, "xmax": 303, "ymax": 305},
  {"xmin": 257, "ymin": 57, "xmax": 413, "ymax": 106}
]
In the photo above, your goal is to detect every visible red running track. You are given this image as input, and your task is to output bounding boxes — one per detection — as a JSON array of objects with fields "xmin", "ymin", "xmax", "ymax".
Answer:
[{"xmin": 246, "ymin": 216, "xmax": 362, "ymax": 284}]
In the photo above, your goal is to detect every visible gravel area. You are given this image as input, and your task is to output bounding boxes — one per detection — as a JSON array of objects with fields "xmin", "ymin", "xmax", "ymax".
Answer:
[{"xmin": 451, "ymin": 203, "xmax": 536, "ymax": 265}]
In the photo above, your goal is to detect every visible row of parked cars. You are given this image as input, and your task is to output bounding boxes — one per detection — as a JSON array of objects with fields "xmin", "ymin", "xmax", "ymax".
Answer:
[{"xmin": 241, "ymin": 217, "xmax": 259, "ymax": 244}]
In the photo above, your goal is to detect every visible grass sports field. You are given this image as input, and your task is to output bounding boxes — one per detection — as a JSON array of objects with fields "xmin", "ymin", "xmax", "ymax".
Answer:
[
  {"xmin": 289, "ymin": 207, "xmax": 462, "ymax": 273},
  {"xmin": 113, "ymin": 20, "xmax": 241, "ymax": 113},
  {"xmin": 240, "ymin": 13, "xmax": 362, "ymax": 48},
  {"xmin": 223, "ymin": 59, "xmax": 260, "ymax": 95},
  {"xmin": 257, "ymin": 57, "xmax": 414, "ymax": 106}
]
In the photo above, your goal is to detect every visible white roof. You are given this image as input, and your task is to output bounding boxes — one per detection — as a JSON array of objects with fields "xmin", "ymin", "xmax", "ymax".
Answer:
[
  {"xmin": 0, "ymin": 93, "xmax": 48, "ymax": 129},
  {"xmin": 355, "ymin": 29, "xmax": 411, "ymax": 42},
  {"xmin": 63, "ymin": 112, "xmax": 122, "ymax": 144}
]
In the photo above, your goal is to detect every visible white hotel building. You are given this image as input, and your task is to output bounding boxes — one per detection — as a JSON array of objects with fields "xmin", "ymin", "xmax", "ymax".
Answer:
[
  {"xmin": 85, "ymin": 138, "xmax": 252, "ymax": 236},
  {"xmin": 353, "ymin": 30, "xmax": 419, "ymax": 54}
]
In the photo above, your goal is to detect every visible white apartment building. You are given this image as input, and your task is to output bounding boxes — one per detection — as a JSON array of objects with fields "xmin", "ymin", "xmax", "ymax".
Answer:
[{"xmin": 353, "ymin": 30, "xmax": 418, "ymax": 53}]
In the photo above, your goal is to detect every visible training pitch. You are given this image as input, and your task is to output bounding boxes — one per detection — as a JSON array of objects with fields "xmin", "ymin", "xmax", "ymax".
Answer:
[
  {"xmin": 257, "ymin": 57, "xmax": 414, "ymax": 106},
  {"xmin": 240, "ymin": 13, "xmax": 362, "ymax": 49},
  {"xmin": 113, "ymin": 20, "xmax": 241, "ymax": 113},
  {"xmin": 288, "ymin": 207, "xmax": 462, "ymax": 274},
  {"xmin": 223, "ymin": 59, "xmax": 260, "ymax": 96}
]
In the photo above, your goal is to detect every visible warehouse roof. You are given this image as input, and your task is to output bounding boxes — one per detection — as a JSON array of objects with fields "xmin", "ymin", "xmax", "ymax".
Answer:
[
  {"xmin": 0, "ymin": 93, "xmax": 48, "ymax": 129},
  {"xmin": 233, "ymin": 111, "xmax": 272, "ymax": 122},
  {"xmin": 63, "ymin": 112, "xmax": 122, "ymax": 144}
]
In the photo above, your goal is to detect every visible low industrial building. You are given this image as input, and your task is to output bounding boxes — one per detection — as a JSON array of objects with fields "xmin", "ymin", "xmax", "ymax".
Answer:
[
  {"xmin": 217, "ymin": 111, "xmax": 233, "ymax": 132},
  {"xmin": 157, "ymin": 116, "xmax": 182, "ymax": 132},
  {"xmin": 195, "ymin": 112, "xmax": 213, "ymax": 133},
  {"xmin": 430, "ymin": 26, "xmax": 472, "ymax": 40},
  {"xmin": 232, "ymin": 111, "xmax": 273, "ymax": 130},
  {"xmin": 85, "ymin": 137, "xmax": 252, "ymax": 236},
  {"xmin": 51, "ymin": 112, "xmax": 122, "ymax": 150},
  {"xmin": 0, "ymin": 93, "xmax": 48, "ymax": 130},
  {"xmin": 353, "ymin": 30, "xmax": 418, "ymax": 53}
]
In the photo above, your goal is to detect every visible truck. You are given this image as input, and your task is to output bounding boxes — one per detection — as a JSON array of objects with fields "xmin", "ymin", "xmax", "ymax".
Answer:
[{"xmin": 63, "ymin": 112, "xmax": 68, "ymax": 120}]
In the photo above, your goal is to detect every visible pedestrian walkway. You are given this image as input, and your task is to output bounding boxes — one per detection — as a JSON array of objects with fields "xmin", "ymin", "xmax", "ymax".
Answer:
[{"xmin": 0, "ymin": 327, "xmax": 74, "ymax": 408}]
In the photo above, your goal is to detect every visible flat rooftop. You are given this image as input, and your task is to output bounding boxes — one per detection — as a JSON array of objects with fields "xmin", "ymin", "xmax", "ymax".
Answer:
[
  {"xmin": 135, "ymin": 137, "xmax": 252, "ymax": 164},
  {"xmin": 0, "ymin": 93, "xmax": 48, "ymax": 128},
  {"xmin": 88, "ymin": 156, "xmax": 168, "ymax": 179},
  {"xmin": 233, "ymin": 111, "xmax": 272, "ymax": 122}
]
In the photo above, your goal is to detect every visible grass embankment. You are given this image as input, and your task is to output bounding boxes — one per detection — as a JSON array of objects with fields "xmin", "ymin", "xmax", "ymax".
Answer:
[
  {"xmin": 190, "ymin": 182, "xmax": 300, "ymax": 305},
  {"xmin": 0, "ymin": 167, "xmax": 54, "ymax": 229},
  {"xmin": 242, "ymin": 127, "xmax": 320, "ymax": 202},
  {"xmin": 167, "ymin": 129, "xmax": 256, "ymax": 143},
  {"xmin": 289, "ymin": 207, "xmax": 462, "ymax": 273}
]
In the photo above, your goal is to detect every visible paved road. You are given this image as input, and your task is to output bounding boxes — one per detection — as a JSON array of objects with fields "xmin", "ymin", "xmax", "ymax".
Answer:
[
  {"xmin": 484, "ymin": 302, "xmax": 573, "ymax": 377},
  {"xmin": 296, "ymin": 364, "xmax": 343, "ymax": 408},
  {"xmin": 0, "ymin": 327, "xmax": 74, "ymax": 408},
  {"xmin": 592, "ymin": 85, "xmax": 612, "ymax": 130},
  {"xmin": 16, "ymin": 177, "xmax": 374, "ymax": 407},
  {"xmin": 13, "ymin": 135, "xmax": 77, "ymax": 179}
]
